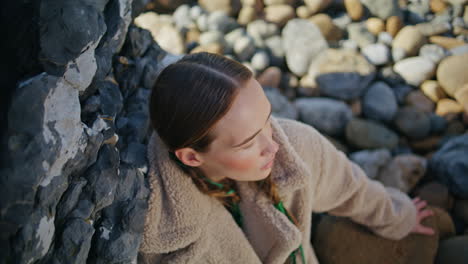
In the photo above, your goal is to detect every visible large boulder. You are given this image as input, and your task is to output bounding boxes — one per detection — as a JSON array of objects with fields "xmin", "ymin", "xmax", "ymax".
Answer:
[{"xmin": 313, "ymin": 206, "xmax": 451, "ymax": 264}]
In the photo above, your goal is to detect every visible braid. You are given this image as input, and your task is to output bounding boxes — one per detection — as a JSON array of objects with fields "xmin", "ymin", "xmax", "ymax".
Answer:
[
  {"xmin": 168, "ymin": 151, "xmax": 298, "ymax": 226},
  {"xmin": 258, "ymin": 175, "xmax": 299, "ymax": 226},
  {"xmin": 168, "ymin": 151, "xmax": 241, "ymax": 207}
]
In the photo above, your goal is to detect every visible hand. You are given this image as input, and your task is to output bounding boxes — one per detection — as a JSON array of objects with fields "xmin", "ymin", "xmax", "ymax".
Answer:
[{"xmin": 409, "ymin": 197, "xmax": 435, "ymax": 236}]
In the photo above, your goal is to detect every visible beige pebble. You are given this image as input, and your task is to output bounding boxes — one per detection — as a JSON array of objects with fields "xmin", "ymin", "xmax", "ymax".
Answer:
[
  {"xmin": 392, "ymin": 26, "xmax": 426, "ymax": 56},
  {"xmin": 190, "ymin": 43, "xmax": 224, "ymax": 55},
  {"xmin": 241, "ymin": 0, "xmax": 257, "ymax": 6},
  {"xmin": 185, "ymin": 28, "xmax": 200, "ymax": 43},
  {"xmin": 309, "ymin": 14, "xmax": 343, "ymax": 42},
  {"xmin": 344, "ymin": 0, "xmax": 364, "ymax": 21},
  {"xmin": 287, "ymin": 73, "xmax": 299, "ymax": 88},
  {"xmin": 429, "ymin": 36, "xmax": 466, "ymax": 49},
  {"xmin": 296, "ymin": 5, "xmax": 313, "ymax": 19},
  {"xmin": 437, "ymin": 54, "xmax": 468, "ymax": 97},
  {"xmin": 304, "ymin": 0, "xmax": 332, "ymax": 15},
  {"xmin": 264, "ymin": 4, "xmax": 295, "ymax": 26},
  {"xmin": 420, "ymin": 80, "xmax": 447, "ymax": 102},
  {"xmin": 430, "ymin": 0, "xmax": 448, "ymax": 13},
  {"xmin": 453, "ymin": 26, "xmax": 468, "ymax": 36},
  {"xmin": 366, "ymin": 17, "xmax": 385, "ymax": 35},
  {"xmin": 386, "ymin": 15, "xmax": 404, "ymax": 37},
  {"xmin": 238, "ymin": 6, "xmax": 256, "ymax": 25},
  {"xmin": 436, "ymin": 99, "xmax": 464, "ymax": 117}
]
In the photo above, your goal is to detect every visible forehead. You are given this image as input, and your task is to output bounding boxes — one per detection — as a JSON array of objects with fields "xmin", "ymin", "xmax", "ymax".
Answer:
[{"xmin": 211, "ymin": 78, "xmax": 271, "ymax": 147}]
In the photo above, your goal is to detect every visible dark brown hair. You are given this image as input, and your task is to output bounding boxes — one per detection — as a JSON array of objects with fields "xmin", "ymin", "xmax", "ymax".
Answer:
[{"xmin": 149, "ymin": 52, "xmax": 297, "ymax": 224}]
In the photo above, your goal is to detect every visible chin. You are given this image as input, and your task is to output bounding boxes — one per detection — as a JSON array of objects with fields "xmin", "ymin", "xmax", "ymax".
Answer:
[
  {"xmin": 252, "ymin": 170, "xmax": 272, "ymax": 181},
  {"xmin": 230, "ymin": 169, "xmax": 272, "ymax": 182}
]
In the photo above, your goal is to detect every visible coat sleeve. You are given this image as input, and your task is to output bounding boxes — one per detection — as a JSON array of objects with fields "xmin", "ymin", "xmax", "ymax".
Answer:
[
  {"xmin": 278, "ymin": 118, "xmax": 418, "ymax": 241},
  {"xmin": 310, "ymin": 125, "xmax": 418, "ymax": 240}
]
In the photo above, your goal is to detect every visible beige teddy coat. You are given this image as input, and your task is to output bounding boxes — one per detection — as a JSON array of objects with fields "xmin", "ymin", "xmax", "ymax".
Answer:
[{"xmin": 138, "ymin": 117, "xmax": 418, "ymax": 264}]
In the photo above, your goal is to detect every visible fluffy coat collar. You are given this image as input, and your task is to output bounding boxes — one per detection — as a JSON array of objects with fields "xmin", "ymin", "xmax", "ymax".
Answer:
[{"xmin": 141, "ymin": 116, "xmax": 312, "ymax": 261}]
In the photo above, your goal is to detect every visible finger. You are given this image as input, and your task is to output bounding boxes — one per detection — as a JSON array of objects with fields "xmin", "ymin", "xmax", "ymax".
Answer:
[
  {"xmin": 415, "ymin": 225, "xmax": 435, "ymax": 235},
  {"xmin": 415, "ymin": 200, "xmax": 427, "ymax": 210},
  {"xmin": 418, "ymin": 209, "xmax": 434, "ymax": 220},
  {"xmin": 412, "ymin": 197, "xmax": 420, "ymax": 202}
]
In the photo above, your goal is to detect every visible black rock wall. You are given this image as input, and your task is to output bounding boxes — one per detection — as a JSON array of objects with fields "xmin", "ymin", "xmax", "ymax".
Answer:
[{"xmin": 0, "ymin": 1, "xmax": 175, "ymax": 263}]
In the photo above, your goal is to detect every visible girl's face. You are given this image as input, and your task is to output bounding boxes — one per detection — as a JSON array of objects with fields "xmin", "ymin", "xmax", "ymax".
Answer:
[{"xmin": 196, "ymin": 77, "xmax": 279, "ymax": 182}]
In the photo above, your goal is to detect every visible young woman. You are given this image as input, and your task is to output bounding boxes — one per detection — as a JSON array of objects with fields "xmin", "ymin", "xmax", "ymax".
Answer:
[{"xmin": 138, "ymin": 52, "xmax": 435, "ymax": 264}]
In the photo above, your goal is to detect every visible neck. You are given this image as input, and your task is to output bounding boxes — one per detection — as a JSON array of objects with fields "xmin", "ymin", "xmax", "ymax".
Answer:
[{"xmin": 197, "ymin": 166, "xmax": 227, "ymax": 183}]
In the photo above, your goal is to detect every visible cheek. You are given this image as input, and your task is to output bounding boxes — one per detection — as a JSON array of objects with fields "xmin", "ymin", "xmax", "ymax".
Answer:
[{"xmin": 219, "ymin": 152, "xmax": 259, "ymax": 171}]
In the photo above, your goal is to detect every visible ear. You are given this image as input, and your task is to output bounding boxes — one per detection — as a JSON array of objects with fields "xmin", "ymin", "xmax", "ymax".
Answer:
[{"xmin": 174, "ymin": 148, "xmax": 204, "ymax": 167}]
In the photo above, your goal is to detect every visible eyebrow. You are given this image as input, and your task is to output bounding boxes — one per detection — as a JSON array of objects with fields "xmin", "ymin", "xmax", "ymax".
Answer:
[{"xmin": 232, "ymin": 107, "xmax": 273, "ymax": 148}]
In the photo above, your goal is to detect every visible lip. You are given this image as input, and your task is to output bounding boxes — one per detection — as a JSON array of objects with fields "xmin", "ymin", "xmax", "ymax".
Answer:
[{"xmin": 261, "ymin": 156, "xmax": 275, "ymax": 170}]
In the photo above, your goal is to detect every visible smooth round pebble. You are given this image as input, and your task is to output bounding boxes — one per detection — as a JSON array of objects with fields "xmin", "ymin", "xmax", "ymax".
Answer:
[
  {"xmin": 393, "ymin": 106, "xmax": 431, "ymax": 139},
  {"xmin": 251, "ymin": 50, "xmax": 270, "ymax": 71},
  {"xmin": 362, "ymin": 81, "xmax": 398, "ymax": 122},
  {"xmin": 346, "ymin": 118, "xmax": 399, "ymax": 149},
  {"xmin": 362, "ymin": 43, "xmax": 390, "ymax": 65},
  {"xmin": 394, "ymin": 56, "xmax": 436, "ymax": 86},
  {"xmin": 295, "ymin": 97, "xmax": 353, "ymax": 136}
]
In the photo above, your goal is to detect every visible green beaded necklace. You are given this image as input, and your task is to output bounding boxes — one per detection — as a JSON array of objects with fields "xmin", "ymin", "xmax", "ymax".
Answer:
[{"xmin": 204, "ymin": 177, "xmax": 306, "ymax": 264}]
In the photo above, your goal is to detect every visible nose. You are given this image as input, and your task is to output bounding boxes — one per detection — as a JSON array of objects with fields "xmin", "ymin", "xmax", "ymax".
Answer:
[{"xmin": 261, "ymin": 136, "xmax": 279, "ymax": 156}]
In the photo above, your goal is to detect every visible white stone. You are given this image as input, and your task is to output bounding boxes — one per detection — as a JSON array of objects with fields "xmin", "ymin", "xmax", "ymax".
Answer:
[
  {"xmin": 282, "ymin": 19, "xmax": 328, "ymax": 76},
  {"xmin": 362, "ymin": 43, "xmax": 390, "ymax": 65},
  {"xmin": 251, "ymin": 51, "xmax": 270, "ymax": 71},
  {"xmin": 394, "ymin": 56, "xmax": 436, "ymax": 86}
]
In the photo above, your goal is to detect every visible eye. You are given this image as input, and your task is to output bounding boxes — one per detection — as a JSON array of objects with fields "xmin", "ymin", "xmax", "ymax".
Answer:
[{"xmin": 242, "ymin": 140, "xmax": 255, "ymax": 149}]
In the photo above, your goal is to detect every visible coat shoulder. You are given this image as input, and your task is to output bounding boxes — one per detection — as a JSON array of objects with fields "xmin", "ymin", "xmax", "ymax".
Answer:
[{"xmin": 274, "ymin": 117, "xmax": 325, "ymax": 158}]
